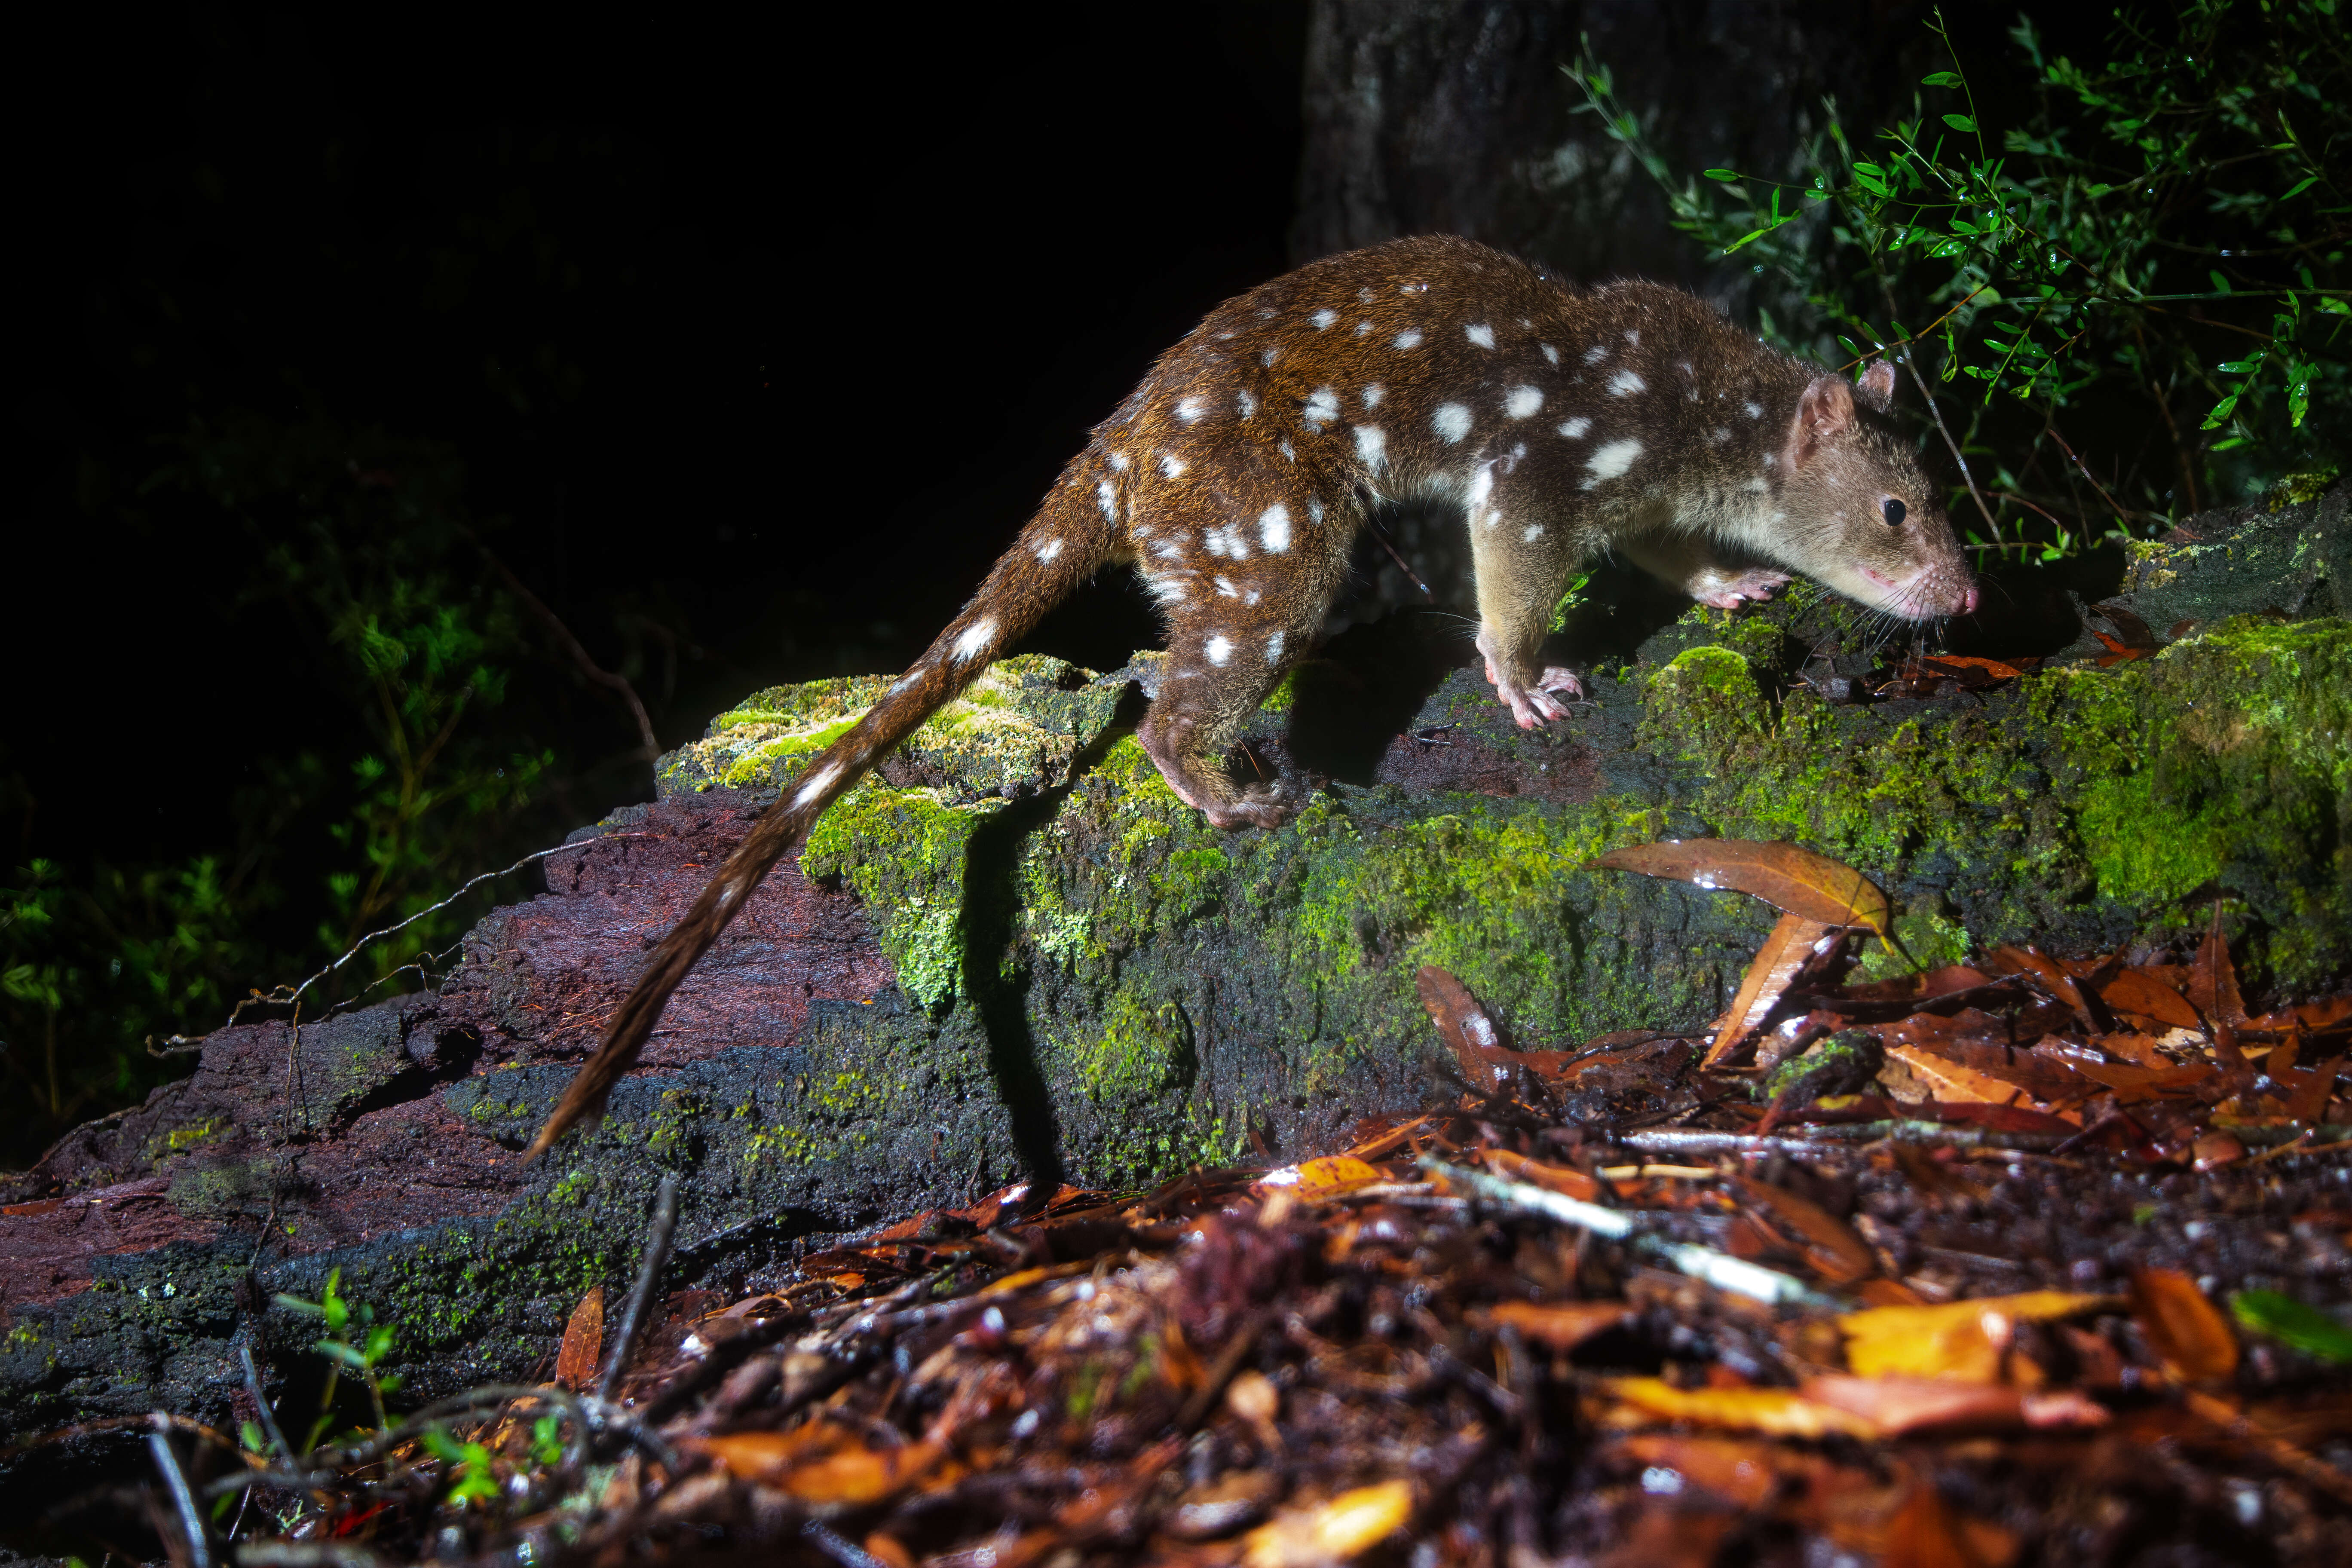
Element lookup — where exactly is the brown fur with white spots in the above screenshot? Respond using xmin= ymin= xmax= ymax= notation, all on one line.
xmin=527 ymin=235 xmax=1975 ymax=1158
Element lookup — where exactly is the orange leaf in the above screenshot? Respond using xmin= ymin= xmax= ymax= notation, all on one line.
xmin=1706 ymin=911 xmax=1835 ymax=1067
xmin=1840 ymin=1292 xmax=2116 ymax=1382
xmin=1613 ymin=1435 xmax=1832 ymax=1507
xmin=1884 ymin=1044 xmax=2052 ymax=1115
xmin=2131 ymin=1268 xmax=2239 ymax=1382
xmin=1591 ymin=839 xmax=1894 ymax=944
xmin=1604 ymin=1377 xmax=1880 ymax=1438
xmin=1733 ymin=1176 xmax=1877 ymax=1285
xmin=1241 ymin=1479 xmax=1414 ymax=1568
xmin=1259 ymin=1155 xmax=1384 ymax=1203
xmin=1488 ymin=1300 xmax=1634 ymax=1351
xmin=1483 ymin=1147 xmax=1602 ymax=1202
xmin=1881 ymin=1475 xmax=2020 ymax=1568
xmin=553 ymin=1284 xmax=605 ymax=1392
xmin=692 ymin=1423 xmax=842 ymax=1483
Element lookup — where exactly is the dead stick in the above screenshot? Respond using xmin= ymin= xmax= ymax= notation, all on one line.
xmin=597 ymin=1173 xmax=682 ymax=1403
xmin=148 ymin=1414 xmax=214 ymax=1568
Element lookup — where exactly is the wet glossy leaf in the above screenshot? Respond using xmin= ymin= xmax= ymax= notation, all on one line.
xmin=2132 ymin=1268 xmax=2239 ymax=1382
xmin=1483 ymin=1147 xmax=1601 ymax=1201
xmin=1734 ymin=1176 xmax=1877 ymax=1284
xmin=1592 ymin=839 xmax=1894 ymax=943
xmin=2230 ymin=1290 xmax=2352 ymax=1363
xmin=1706 ymin=911 xmax=1834 ymax=1067
xmin=2189 ymin=915 xmax=2248 ymax=1027
xmin=1605 ymin=1377 xmax=1880 ymax=1437
xmin=553 ymin=1284 xmax=604 ymax=1392
xmin=1240 ymin=1479 xmax=1413 ymax=1567
xmin=1417 ymin=965 xmax=1511 ymax=1090
xmin=1259 ymin=1155 xmax=1384 ymax=1203
xmin=1841 ymin=1292 xmax=2116 ymax=1381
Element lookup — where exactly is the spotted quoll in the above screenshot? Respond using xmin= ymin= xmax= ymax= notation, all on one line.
xmin=527 ymin=233 xmax=1977 ymax=1156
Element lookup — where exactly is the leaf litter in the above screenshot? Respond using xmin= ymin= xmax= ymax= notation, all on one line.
xmin=91 ymin=844 xmax=2352 ymax=1566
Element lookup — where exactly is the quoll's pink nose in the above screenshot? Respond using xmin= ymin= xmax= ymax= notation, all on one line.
xmin=1960 ymin=583 xmax=1980 ymax=615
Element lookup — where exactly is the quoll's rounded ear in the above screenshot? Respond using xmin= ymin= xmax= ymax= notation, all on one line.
xmin=1793 ymin=374 xmax=1856 ymax=462
xmin=1857 ymin=358 xmax=1897 ymax=413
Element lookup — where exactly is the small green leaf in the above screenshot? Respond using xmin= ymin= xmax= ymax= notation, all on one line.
xmin=2208 ymin=270 xmax=2233 ymax=295
xmin=2280 ymin=175 xmax=2319 ymax=201
xmin=1921 ymin=70 xmax=1964 ymax=87
xmin=1703 ymin=168 xmax=1741 ymax=181
xmin=1942 ymin=113 xmax=1977 ymax=133
xmin=2232 ymin=1291 xmax=2352 ymax=1362
xmin=2318 ymin=297 xmax=2352 ymax=317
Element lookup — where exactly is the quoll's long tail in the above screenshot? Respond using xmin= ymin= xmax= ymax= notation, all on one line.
xmin=525 ymin=469 xmax=1121 ymax=1161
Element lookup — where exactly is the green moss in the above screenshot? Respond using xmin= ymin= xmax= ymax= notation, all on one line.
xmin=1066 ymin=992 xmax=1192 ymax=1105
xmin=803 ymin=785 xmax=999 ymax=1012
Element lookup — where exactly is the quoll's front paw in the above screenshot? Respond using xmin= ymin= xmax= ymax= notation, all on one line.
xmin=1489 ymin=666 xmax=1585 ymax=729
xmin=1695 ymin=568 xmax=1794 ymax=609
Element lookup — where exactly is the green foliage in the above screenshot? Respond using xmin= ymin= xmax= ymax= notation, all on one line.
xmin=2 ymin=414 xmax=601 ymax=1165
xmin=275 ymin=1266 xmax=402 ymax=1450
xmin=2232 ymin=1288 xmax=2352 ymax=1362
xmin=1575 ymin=1 xmax=2349 ymax=553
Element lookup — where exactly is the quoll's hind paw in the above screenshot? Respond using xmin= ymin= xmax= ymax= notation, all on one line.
xmin=1202 ymin=789 xmax=1300 ymax=831
xmin=1536 ymin=666 xmax=1584 ymax=698
xmin=1698 ymin=569 xmax=1794 ymax=609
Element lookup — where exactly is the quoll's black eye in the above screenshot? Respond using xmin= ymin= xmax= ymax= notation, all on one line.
xmin=1881 ymin=498 xmax=1907 ymax=527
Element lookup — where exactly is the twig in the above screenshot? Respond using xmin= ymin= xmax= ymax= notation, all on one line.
xmin=148 ymin=1414 xmax=214 ymax=1568
xmin=2046 ymin=427 xmax=2137 ymax=532
xmin=597 ymin=1173 xmax=683 ymax=1404
xmin=238 ymin=1344 xmax=297 ymax=1471
xmin=462 ymin=524 xmax=660 ymax=766
xmin=1876 ymin=280 xmax=1999 ymax=538
xmin=1424 ymin=1157 xmax=1844 ymax=1310
xmin=1615 ymin=1123 xmax=2068 ymax=1155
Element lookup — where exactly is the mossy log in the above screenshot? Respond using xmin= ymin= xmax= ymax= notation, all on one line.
xmin=2 ymin=484 xmax=2344 ymax=1497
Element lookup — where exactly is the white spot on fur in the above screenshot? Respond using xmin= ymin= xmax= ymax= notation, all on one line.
xmin=1207 ymin=524 xmax=1251 ymax=560
xmin=1465 ymin=322 xmax=1496 ymax=349
xmin=1745 ymin=401 xmax=1764 ymax=419
xmin=1761 ymin=453 xmax=1776 ymax=468
xmin=1175 ymin=395 xmax=1207 ymax=423
xmin=795 ymin=760 xmax=842 ymax=808
xmin=1354 ymin=425 xmax=1387 ymax=470
xmin=1304 ymin=387 xmax=1339 ymax=426
xmin=1238 ymin=390 xmax=1259 ymax=418
xmin=1153 ymin=539 xmax=1185 ymax=559
xmin=1267 ymin=631 xmax=1285 ymax=661
xmin=1259 ymin=504 xmax=1292 ymax=553
xmin=1097 ymin=481 xmax=1118 ymax=521
xmin=1161 ymin=452 xmax=1187 ymax=479
xmin=1467 ymin=464 xmax=1495 ymax=507
xmin=1260 ymin=348 xmax=1279 ymax=368
xmin=1244 ymin=587 xmax=1261 ymax=606
xmin=1215 ymin=575 xmax=1238 ymax=598
xmin=1393 ymin=328 xmax=1424 ymax=350
xmin=1609 ymin=369 xmax=1646 ymax=396
xmin=1583 ymin=438 xmax=1643 ymax=484
xmin=1311 ymin=308 xmax=1338 ymax=330
xmin=1279 ymin=439 xmax=1296 ymax=461
xmin=890 ymin=671 xmax=922 ymax=694
xmin=1362 ymin=384 xmax=1384 ymax=408
xmin=1624 ymin=329 xmax=1640 ymax=345
xmin=1523 ymin=524 xmax=1544 ymax=542
xmin=1745 ymin=478 xmax=1769 ymax=493
xmin=1504 ymin=386 xmax=1543 ymax=419
xmin=1205 ymin=634 xmax=1234 ymax=667
xmin=1540 ymin=343 xmax=1559 ymax=365
xmin=1106 ymin=450 xmax=1129 ymax=471
xmin=1148 ymin=575 xmax=1188 ymax=604
xmin=1709 ymin=428 xmax=1730 ymax=444
xmin=1433 ymin=403 xmax=1473 ymax=443
xmin=1584 ymin=343 xmax=1609 ymax=364
xmin=1354 ymin=320 xmax=1373 ymax=337
xmin=1557 ymin=416 xmax=1591 ymax=439
xmin=1308 ymin=496 xmax=1325 ymax=524
xmin=1034 ymin=536 xmax=1064 ymax=562
xmin=954 ymin=619 xmax=996 ymax=662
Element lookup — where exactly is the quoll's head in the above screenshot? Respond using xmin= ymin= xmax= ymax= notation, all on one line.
xmin=1779 ymin=359 xmax=1978 ymax=619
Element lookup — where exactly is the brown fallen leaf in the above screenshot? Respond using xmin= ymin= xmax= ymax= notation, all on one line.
xmin=1706 ymin=910 xmax=1835 ymax=1067
xmin=1240 ymin=1479 xmax=1413 ymax=1568
xmin=1258 ymin=1155 xmax=1384 ymax=1204
xmin=1733 ymin=1176 xmax=1877 ymax=1285
xmin=1592 ymin=839 xmax=1895 ymax=947
xmin=2131 ymin=1267 xmax=2239 ymax=1382
xmin=1802 ymin=1374 xmax=2110 ymax=1438
xmin=1603 ymin=1377 xmax=1880 ymax=1438
xmin=2098 ymin=969 xmax=2202 ymax=1031
xmin=1483 ymin=1147 xmax=1602 ymax=1201
xmin=1881 ymin=1474 xmax=2021 ymax=1568
xmin=1417 ymin=965 xmax=1512 ymax=1092
xmin=1486 ymin=1299 xmax=1634 ymax=1351
xmin=1840 ymin=1292 xmax=2117 ymax=1382
xmin=1985 ymin=945 xmax=2101 ymax=1032
xmin=2188 ymin=907 xmax=2248 ymax=1028
xmin=1883 ymin=1044 xmax=2057 ymax=1117
xmin=1613 ymin=1434 xmax=1838 ymax=1508
xmin=553 ymin=1284 xmax=605 ymax=1392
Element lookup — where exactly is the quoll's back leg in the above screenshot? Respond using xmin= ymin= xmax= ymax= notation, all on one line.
xmin=1139 ymin=609 xmax=1311 ymax=830
xmin=1465 ymin=466 xmax=1586 ymax=729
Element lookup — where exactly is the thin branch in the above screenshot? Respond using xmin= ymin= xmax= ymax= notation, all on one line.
xmin=462 ymin=524 xmax=659 ymax=765
xmin=597 ymin=1173 xmax=683 ymax=1403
